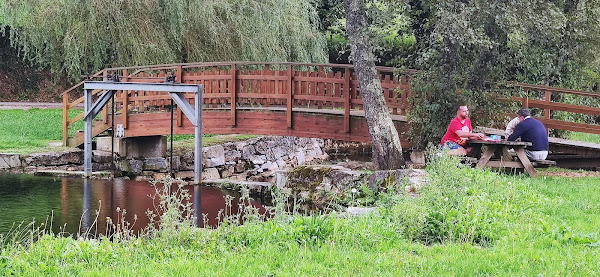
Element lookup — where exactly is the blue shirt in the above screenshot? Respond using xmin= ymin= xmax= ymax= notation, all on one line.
xmin=507 ymin=117 xmax=549 ymax=151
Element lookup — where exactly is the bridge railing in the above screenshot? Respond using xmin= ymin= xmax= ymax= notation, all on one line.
xmin=62 ymin=62 xmax=413 ymax=145
xmin=508 ymin=82 xmax=600 ymax=134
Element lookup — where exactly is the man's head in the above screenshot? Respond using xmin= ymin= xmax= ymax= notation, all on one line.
xmin=517 ymin=108 xmax=531 ymax=120
xmin=456 ymin=105 xmax=469 ymax=120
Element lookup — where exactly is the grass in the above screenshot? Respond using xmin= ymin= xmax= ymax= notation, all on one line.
xmin=0 ymin=109 xmax=258 ymax=155
xmin=569 ymin=131 xmax=600 ymax=144
xmin=0 ymin=108 xmax=83 ymax=155
xmin=1 ymin=155 xmax=599 ymax=275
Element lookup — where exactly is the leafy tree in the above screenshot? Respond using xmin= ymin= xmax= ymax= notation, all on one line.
xmin=404 ymin=0 xmax=600 ymax=146
xmin=0 ymin=0 xmax=327 ymax=81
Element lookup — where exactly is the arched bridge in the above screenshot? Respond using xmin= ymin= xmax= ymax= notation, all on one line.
xmin=62 ymin=62 xmax=600 ymax=168
xmin=63 ymin=62 xmax=413 ymax=147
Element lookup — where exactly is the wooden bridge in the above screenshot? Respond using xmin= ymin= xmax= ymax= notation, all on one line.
xmin=62 ymin=62 xmax=600 ymax=168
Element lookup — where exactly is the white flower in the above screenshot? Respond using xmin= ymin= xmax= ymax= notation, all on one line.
xmin=444 ymin=197 xmax=448 ymax=201
xmin=508 ymin=182 xmax=512 ymax=185
xmin=351 ymin=188 xmax=358 ymax=194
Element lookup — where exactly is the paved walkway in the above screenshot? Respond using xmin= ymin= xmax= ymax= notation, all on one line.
xmin=0 ymin=102 xmax=81 ymax=110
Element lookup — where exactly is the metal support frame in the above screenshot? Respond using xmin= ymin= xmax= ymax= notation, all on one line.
xmin=83 ymin=81 xmax=203 ymax=183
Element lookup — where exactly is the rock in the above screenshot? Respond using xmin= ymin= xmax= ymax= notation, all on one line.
xmin=368 ymin=169 xmax=428 ymax=194
xmin=92 ymin=150 xmax=113 ymax=163
xmin=203 ymin=145 xmax=225 ymax=167
xmin=143 ymin=157 xmax=168 ymax=172
xmin=117 ymin=159 xmax=143 ymax=175
xmin=25 ymin=151 xmax=83 ymax=166
xmin=346 ymin=207 xmax=379 ymax=217
xmin=0 ymin=153 xmax=21 ymax=169
xmin=202 ymin=167 xmax=220 ymax=180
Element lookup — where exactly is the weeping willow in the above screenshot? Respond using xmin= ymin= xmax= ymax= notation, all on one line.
xmin=0 ymin=0 xmax=327 ymax=80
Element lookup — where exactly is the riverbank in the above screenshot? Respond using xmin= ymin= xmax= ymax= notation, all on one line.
xmin=2 ymin=155 xmax=599 ymax=276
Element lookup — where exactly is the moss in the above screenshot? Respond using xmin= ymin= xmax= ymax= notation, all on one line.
xmin=286 ymin=166 xmax=332 ymax=191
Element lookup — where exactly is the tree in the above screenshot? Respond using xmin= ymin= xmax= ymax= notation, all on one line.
xmin=344 ymin=0 xmax=405 ymax=169
xmin=0 ymin=0 xmax=327 ymax=81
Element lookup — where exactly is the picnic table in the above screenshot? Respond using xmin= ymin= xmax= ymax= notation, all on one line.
xmin=468 ymin=140 xmax=538 ymax=177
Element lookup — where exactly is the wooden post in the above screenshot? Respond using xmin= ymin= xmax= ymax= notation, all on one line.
xmin=287 ymin=64 xmax=293 ymax=128
xmin=545 ymin=89 xmax=551 ymax=133
xmin=522 ymin=88 xmax=529 ymax=108
xmin=176 ymin=66 xmax=183 ymax=127
xmin=122 ymin=69 xmax=129 ymax=129
xmin=344 ymin=68 xmax=351 ymax=133
xmin=62 ymin=91 xmax=69 ymax=145
xmin=102 ymin=71 xmax=108 ymax=123
xmin=231 ymin=64 xmax=237 ymax=126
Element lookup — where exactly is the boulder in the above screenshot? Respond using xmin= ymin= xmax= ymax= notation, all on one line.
xmin=25 ymin=151 xmax=83 ymax=166
xmin=0 ymin=153 xmax=21 ymax=170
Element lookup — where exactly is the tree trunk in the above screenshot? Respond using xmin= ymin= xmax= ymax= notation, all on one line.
xmin=344 ymin=0 xmax=405 ymax=169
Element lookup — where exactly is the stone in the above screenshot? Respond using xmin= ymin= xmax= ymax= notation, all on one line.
xmin=221 ymin=165 xmax=235 ymax=178
xmin=0 ymin=153 xmax=21 ymax=170
xmin=409 ymin=150 xmax=426 ymax=164
xmin=346 ymin=207 xmax=379 ymax=217
xmin=202 ymin=167 xmax=220 ymax=180
xmin=168 ymin=156 xmax=181 ymax=171
xmin=203 ymin=145 xmax=225 ymax=167
xmin=25 ymin=151 xmax=83 ymax=166
xmin=117 ymin=159 xmax=143 ymax=175
xmin=92 ymin=150 xmax=113 ymax=164
xmin=143 ymin=157 xmax=168 ymax=172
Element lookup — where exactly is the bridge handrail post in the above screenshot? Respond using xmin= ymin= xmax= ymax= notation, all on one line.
xmin=344 ymin=68 xmax=351 ymax=133
xmin=287 ymin=64 xmax=294 ymax=128
xmin=231 ymin=63 xmax=237 ymax=126
xmin=545 ymin=89 xmax=551 ymax=134
xmin=101 ymin=71 xmax=108 ymax=123
xmin=62 ymin=90 xmax=69 ymax=145
xmin=176 ymin=66 xmax=183 ymax=127
xmin=122 ymin=69 xmax=129 ymax=129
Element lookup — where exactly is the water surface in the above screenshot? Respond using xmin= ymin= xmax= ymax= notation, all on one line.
xmin=0 ymin=172 xmax=268 ymax=237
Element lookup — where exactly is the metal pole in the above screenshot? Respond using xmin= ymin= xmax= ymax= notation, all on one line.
xmin=111 ymin=93 xmax=115 ymax=177
xmin=194 ymin=88 xmax=203 ymax=183
xmin=170 ymin=99 xmax=174 ymax=178
xmin=84 ymin=89 xmax=93 ymax=178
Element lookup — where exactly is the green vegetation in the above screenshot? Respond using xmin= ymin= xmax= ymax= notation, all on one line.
xmin=0 ymin=108 xmax=82 ymax=154
xmin=0 ymin=109 xmax=259 ymax=155
xmin=1 ymin=155 xmax=599 ymax=275
xmin=0 ymin=0 xmax=327 ymax=80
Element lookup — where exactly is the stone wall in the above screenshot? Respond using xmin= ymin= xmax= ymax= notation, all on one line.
xmin=2 ymin=136 xmax=330 ymax=182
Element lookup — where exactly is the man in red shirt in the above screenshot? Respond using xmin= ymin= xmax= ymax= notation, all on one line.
xmin=440 ymin=105 xmax=486 ymax=156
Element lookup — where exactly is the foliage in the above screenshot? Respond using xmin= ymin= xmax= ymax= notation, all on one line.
xmin=0 ymin=0 xmax=327 ymax=81
xmin=2 ymin=155 xmax=600 ymax=275
xmin=403 ymin=0 xmax=600 ymax=144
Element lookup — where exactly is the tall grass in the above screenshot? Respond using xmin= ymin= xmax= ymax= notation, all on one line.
xmin=1 ymin=155 xmax=599 ymax=275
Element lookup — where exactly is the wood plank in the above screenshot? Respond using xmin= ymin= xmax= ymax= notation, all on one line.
xmin=515 ymin=148 xmax=538 ymax=177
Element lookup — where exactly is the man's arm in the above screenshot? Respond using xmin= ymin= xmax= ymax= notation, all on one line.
xmin=507 ymin=121 xmax=526 ymax=141
xmin=455 ymin=130 xmax=485 ymax=140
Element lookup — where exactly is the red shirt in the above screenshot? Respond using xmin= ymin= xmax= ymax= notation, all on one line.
xmin=441 ymin=117 xmax=472 ymax=146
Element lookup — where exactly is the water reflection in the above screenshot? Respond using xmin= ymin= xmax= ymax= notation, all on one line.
xmin=0 ymin=173 xmax=269 ymax=237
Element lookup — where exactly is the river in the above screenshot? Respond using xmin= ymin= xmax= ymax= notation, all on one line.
xmin=0 ymin=172 xmax=269 ymax=237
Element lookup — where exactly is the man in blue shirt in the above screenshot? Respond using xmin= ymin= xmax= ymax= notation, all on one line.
xmin=507 ymin=108 xmax=549 ymax=160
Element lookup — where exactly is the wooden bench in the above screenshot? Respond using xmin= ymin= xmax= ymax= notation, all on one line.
xmin=530 ymin=160 xmax=556 ymax=168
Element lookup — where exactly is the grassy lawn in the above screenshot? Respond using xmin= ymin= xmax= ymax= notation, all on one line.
xmin=1 ymin=155 xmax=599 ymax=276
xmin=0 ymin=109 xmax=257 ymax=155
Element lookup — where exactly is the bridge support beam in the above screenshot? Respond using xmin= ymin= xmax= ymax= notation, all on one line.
xmin=82 ymin=82 xmax=203 ymax=183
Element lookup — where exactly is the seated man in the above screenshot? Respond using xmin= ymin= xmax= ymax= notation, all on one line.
xmin=505 ymin=116 xmax=521 ymax=137
xmin=441 ymin=105 xmax=486 ymax=156
xmin=506 ymin=108 xmax=549 ymax=160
